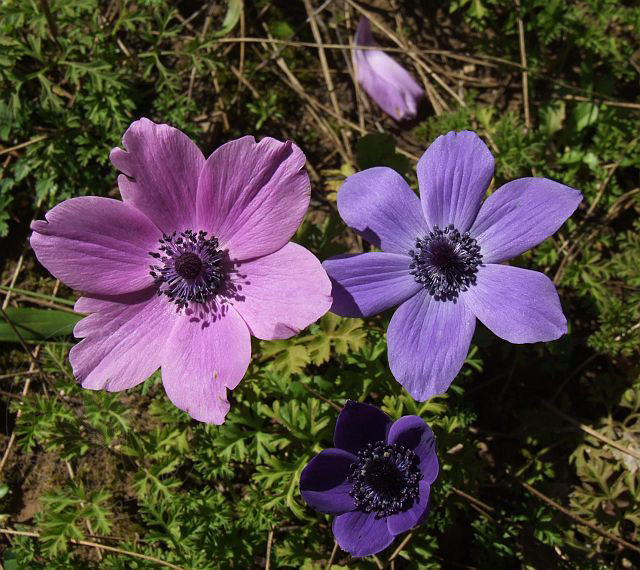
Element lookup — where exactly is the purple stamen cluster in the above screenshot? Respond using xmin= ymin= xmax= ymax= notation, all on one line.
xmin=349 ymin=441 xmax=422 ymax=518
xmin=149 ymin=229 xmax=224 ymax=308
xmin=409 ymin=224 xmax=482 ymax=301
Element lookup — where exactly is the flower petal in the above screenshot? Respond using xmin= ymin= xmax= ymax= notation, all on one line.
xmin=30 ymin=196 xmax=160 ymax=296
xmin=386 ymin=481 xmax=431 ymax=536
xmin=110 ymin=118 xmax=205 ymax=233
xmin=196 ymin=136 xmax=310 ymax=260
xmin=462 ymin=264 xmax=567 ymax=344
xmin=471 ymin=177 xmax=583 ymax=263
xmin=354 ymin=18 xmax=423 ymax=120
xmin=417 ymin=131 xmax=494 ymax=232
xmin=388 ymin=290 xmax=476 ymax=400
xmin=337 ymin=167 xmax=429 ymax=253
xmin=323 ymin=252 xmax=420 ymax=318
xmin=231 ymin=243 xmax=331 ymax=340
xmin=161 ymin=304 xmax=251 ymax=424
xmin=299 ymin=448 xmax=357 ymax=515
xmin=333 ymin=511 xmax=394 ymax=557
xmin=334 ymin=400 xmax=392 ymax=454
xmin=70 ymin=290 xmax=173 ymax=391
xmin=387 ymin=416 xmax=439 ymax=484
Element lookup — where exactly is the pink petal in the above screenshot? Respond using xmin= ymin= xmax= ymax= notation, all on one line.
xmin=462 ymin=264 xmax=567 ymax=344
xmin=31 ymin=197 xmax=161 ymax=296
xmin=70 ymin=290 xmax=174 ymax=391
xmin=196 ymin=136 xmax=310 ymax=261
xmin=417 ymin=131 xmax=494 ymax=232
xmin=230 ymin=242 xmax=331 ymax=340
xmin=110 ymin=118 xmax=205 ymax=233
xmin=471 ymin=177 xmax=583 ymax=264
xmin=354 ymin=18 xmax=423 ymax=121
xmin=161 ymin=304 xmax=251 ymax=424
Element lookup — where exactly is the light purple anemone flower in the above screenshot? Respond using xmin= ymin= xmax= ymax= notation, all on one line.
xmin=324 ymin=130 xmax=582 ymax=400
xmin=30 ymin=118 xmax=332 ymax=424
xmin=353 ymin=17 xmax=423 ymax=121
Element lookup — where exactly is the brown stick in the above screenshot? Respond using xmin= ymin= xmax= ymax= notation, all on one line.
xmin=0 ymin=528 xmax=184 ymax=569
xmin=514 ymin=0 xmax=531 ymax=130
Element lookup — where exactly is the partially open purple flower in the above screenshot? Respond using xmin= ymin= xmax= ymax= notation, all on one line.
xmin=353 ymin=17 xmax=423 ymax=121
xmin=300 ymin=401 xmax=438 ymax=557
xmin=30 ymin=118 xmax=332 ymax=424
xmin=324 ymin=130 xmax=582 ymax=400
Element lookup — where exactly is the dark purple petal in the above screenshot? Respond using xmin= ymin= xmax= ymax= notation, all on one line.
xmin=230 ymin=243 xmax=332 ymax=340
xmin=387 ymin=290 xmax=476 ymax=400
xmin=386 ymin=480 xmax=431 ymax=536
xmin=323 ymin=252 xmax=420 ymax=318
xmin=161 ymin=304 xmax=251 ymax=424
xmin=462 ymin=264 xmax=567 ymax=344
xmin=417 ymin=131 xmax=494 ymax=232
xmin=70 ymin=290 xmax=175 ymax=391
xmin=299 ymin=448 xmax=357 ymax=515
xmin=471 ymin=177 xmax=583 ymax=264
xmin=332 ymin=510 xmax=395 ymax=557
xmin=387 ymin=416 xmax=439 ymax=484
xmin=196 ymin=136 xmax=310 ymax=261
xmin=334 ymin=400 xmax=392 ymax=453
xmin=30 ymin=197 xmax=160 ymax=296
xmin=337 ymin=167 xmax=429 ymax=254
xmin=353 ymin=18 xmax=423 ymax=121
xmin=110 ymin=118 xmax=204 ymax=233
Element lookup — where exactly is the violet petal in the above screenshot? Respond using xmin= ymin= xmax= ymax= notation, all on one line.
xmin=323 ymin=252 xmax=420 ymax=318
xmin=334 ymin=400 xmax=392 ymax=453
xmin=462 ymin=264 xmax=567 ymax=344
xmin=387 ymin=289 xmax=476 ymax=400
xmin=332 ymin=510 xmax=395 ymax=557
xmin=387 ymin=416 xmax=439 ymax=484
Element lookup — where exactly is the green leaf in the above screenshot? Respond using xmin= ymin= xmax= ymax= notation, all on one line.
xmin=355 ymin=133 xmax=410 ymax=176
xmin=212 ymin=0 xmax=242 ymax=38
xmin=261 ymin=340 xmax=310 ymax=377
xmin=0 ymin=308 xmax=82 ymax=343
xmin=303 ymin=314 xmax=367 ymax=365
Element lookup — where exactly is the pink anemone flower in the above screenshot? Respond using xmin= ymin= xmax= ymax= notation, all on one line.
xmin=353 ymin=17 xmax=424 ymax=121
xmin=30 ymin=118 xmax=332 ymax=424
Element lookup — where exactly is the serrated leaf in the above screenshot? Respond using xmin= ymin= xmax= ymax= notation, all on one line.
xmin=304 ymin=313 xmax=367 ymax=365
xmin=261 ymin=340 xmax=310 ymax=377
xmin=0 ymin=307 xmax=82 ymax=343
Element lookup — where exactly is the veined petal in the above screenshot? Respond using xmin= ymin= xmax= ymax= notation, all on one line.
xmin=417 ymin=131 xmax=494 ymax=232
xmin=299 ymin=448 xmax=357 ymax=515
xmin=324 ymin=252 xmax=420 ymax=318
xmin=334 ymin=400 xmax=392 ymax=454
xmin=196 ymin=136 xmax=310 ymax=260
xmin=337 ymin=167 xmax=429 ymax=253
xmin=161 ymin=304 xmax=251 ymax=424
xmin=386 ymin=480 xmax=431 ymax=536
xmin=333 ymin=511 xmax=394 ymax=557
xmin=231 ymin=242 xmax=331 ymax=340
xmin=70 ymin=290 xmax=174 ymax=391
xmin=354 ymin=18 xmax=423 ymax=121
xmin=30 ymin=196 xmax=160 ymax=296
xmin=388 ymin=290 xmax=476 ymax=400
xmin=471 ymin=177 xmax=583 ymax=263
xmin=110 ymin=118 xmax=205 ymax=233
xmin=387 ymin=416 xmax=439 ymax=484
xmin=462 ymin=264 xmax=567 ymax=344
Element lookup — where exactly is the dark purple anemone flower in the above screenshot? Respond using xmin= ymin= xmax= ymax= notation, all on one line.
xmin=324 ymin=130 xmax=582 ymax=400
xmin=353 ymin=17 xmax=423 ymax=121
xmin=30 ymin=118 xmax=332 ymax=424
xmin=300 ymin=401 xmax=438 ymax=557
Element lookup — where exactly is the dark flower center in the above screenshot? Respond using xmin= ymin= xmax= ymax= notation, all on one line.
xmin=174 ymin=252 xmax=203 ymax=280
xmin=349 ymin=442 xmax=422 ymax=518
xmin=149 ymin=230 xmax=224 ymax=308
xmin=409 ymin=224 xmax=482 ymax=301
